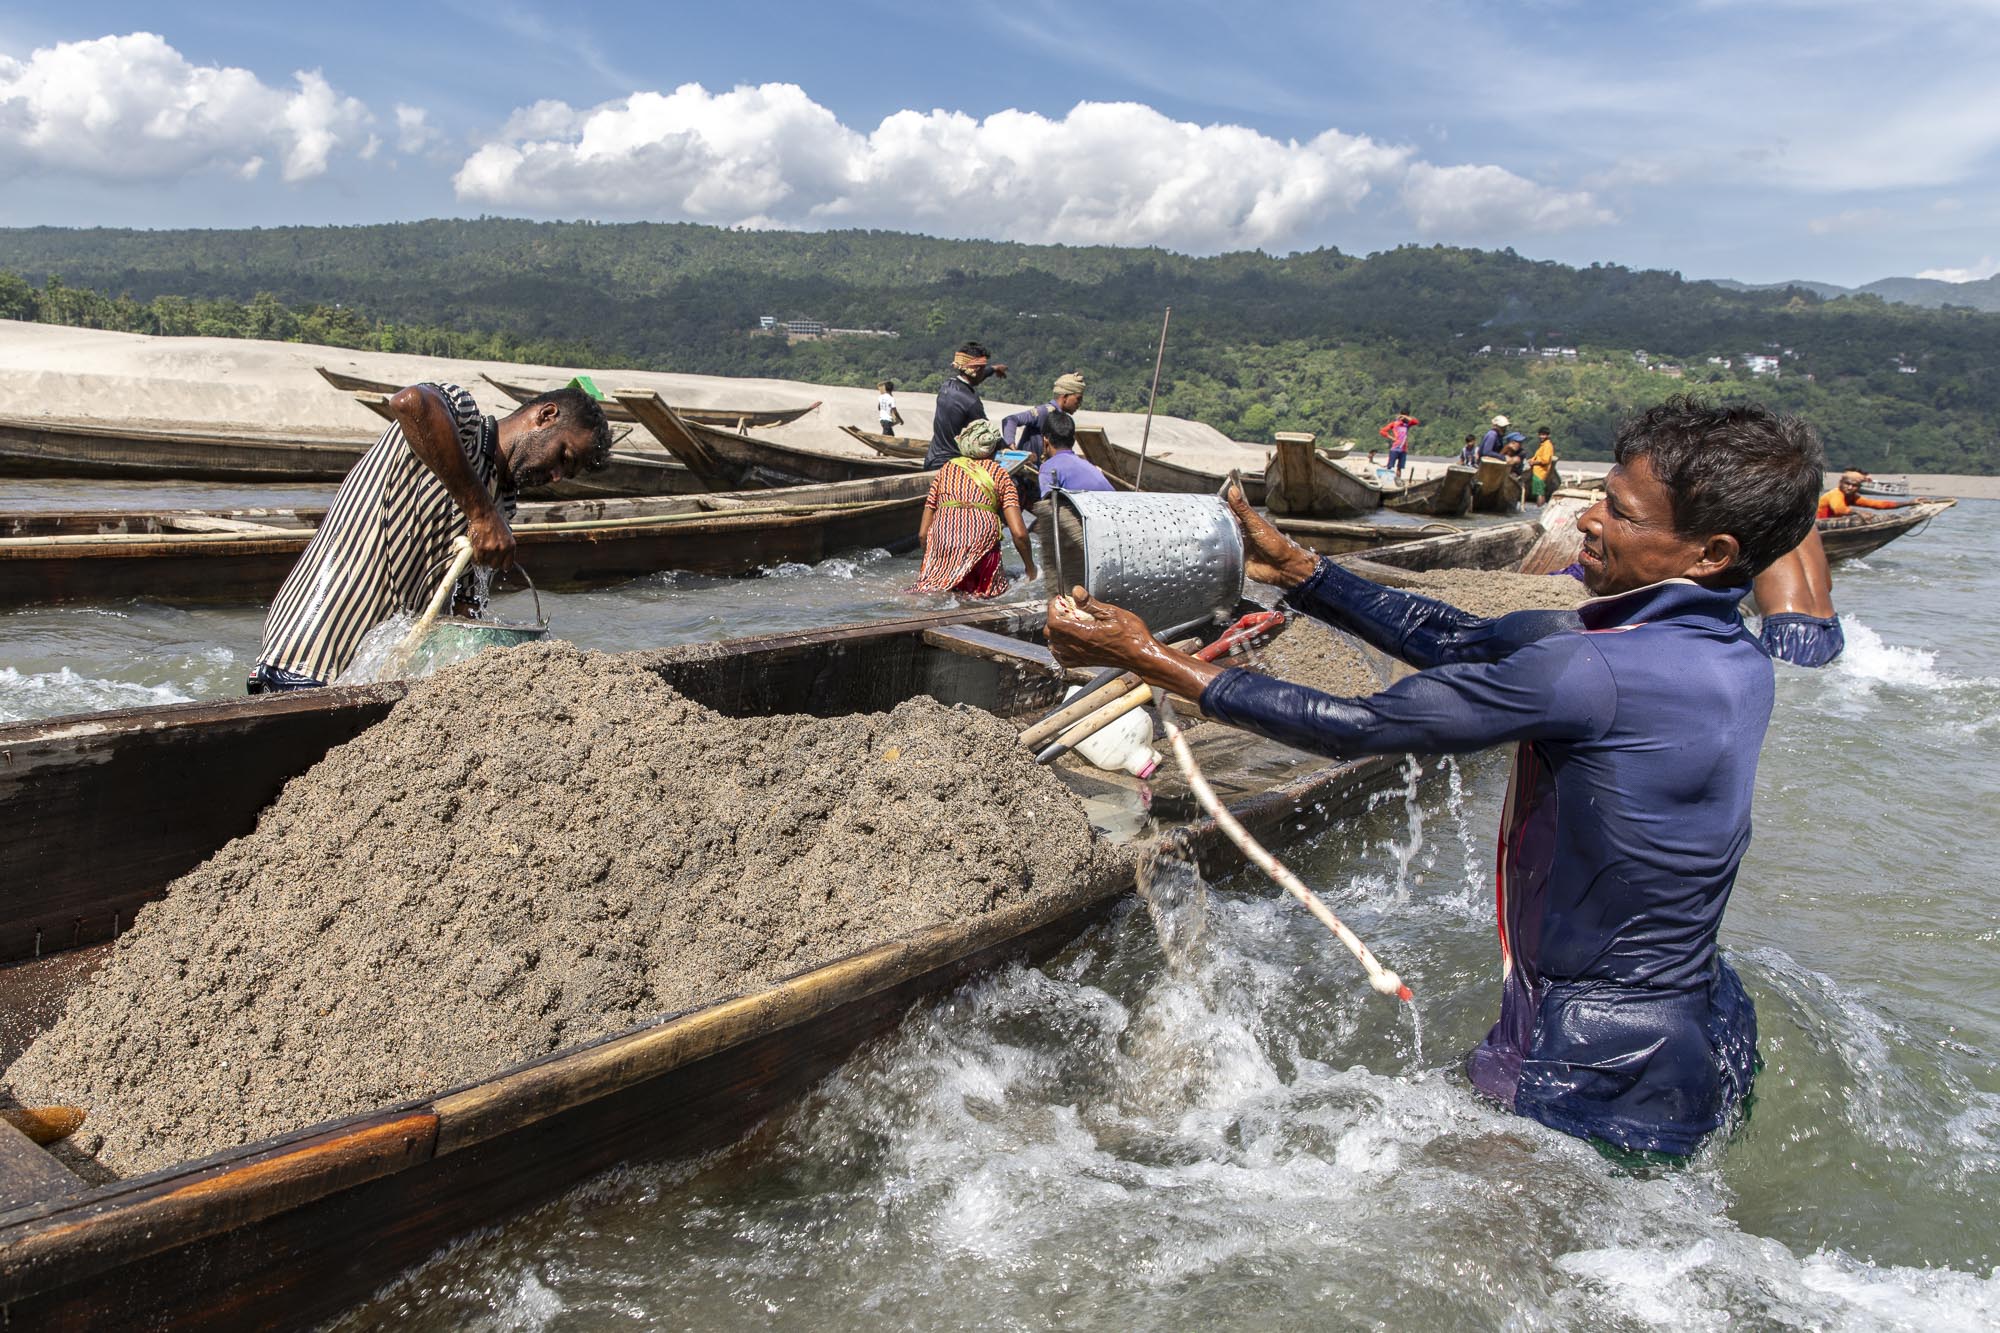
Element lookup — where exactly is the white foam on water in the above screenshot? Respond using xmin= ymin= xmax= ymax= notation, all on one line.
xmin=0 ymin=666 xmax=192 ymax=722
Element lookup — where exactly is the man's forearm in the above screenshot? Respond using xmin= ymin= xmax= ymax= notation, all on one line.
xmin=392 ymin=386 xmax=499 ymax=521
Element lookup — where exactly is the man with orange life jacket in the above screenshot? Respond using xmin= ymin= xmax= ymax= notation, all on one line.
xmin=1817 ymin=470 xmax=1907 ymax=519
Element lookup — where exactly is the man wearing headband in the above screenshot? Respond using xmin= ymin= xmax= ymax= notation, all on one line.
xmin=924 ymin=340 xmax=1009 ymax=470
xmin=1816 ymin=469 xmax=1907 ymax=519
xmin=1002 ymin=372 xmax=1087 ymax=461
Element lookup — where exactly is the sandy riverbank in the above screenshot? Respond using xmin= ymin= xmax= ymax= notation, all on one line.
xmin=0 ymin=321 xmax=1259 ymax=471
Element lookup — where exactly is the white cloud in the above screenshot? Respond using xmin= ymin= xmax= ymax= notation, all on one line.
xmin=1807 ymin=208 xmax=1893 ymax=235
xmin=454 ymin=83 xmax=1608 ymax=252
xmin=1401 ymin=164 xmax=1614 ymax=238
xmin=394 ymin=104 xmax=441 ymax=155
xmin=0 ymin=32 xmax=368 ymax=184
xmin=1915 ymin=255 xmax=1999 ymax=282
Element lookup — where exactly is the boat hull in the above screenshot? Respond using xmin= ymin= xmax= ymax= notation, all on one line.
xmin=0 ymin=476 xmax=932 ymax=607
xmin=1073 ymin=427 xmax=1269 ymax=505
xmin=1262 ymin=436 xmax=1384 ymax=518
xmin=1816 ymin=499 xmax=1955 ymax=562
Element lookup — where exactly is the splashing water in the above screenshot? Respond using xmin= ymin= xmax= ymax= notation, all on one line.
xmin=1135 ymin=847 xmax=1211 ymax=976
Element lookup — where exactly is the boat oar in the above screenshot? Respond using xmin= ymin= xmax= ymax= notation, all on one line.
xmin=1157 ymin=692 xmax=1412 ymax=1003
xmin=386 ymin=535 xmax=474 ymax=679
xmin=1 ymin=1105 xmax=85 ymax=1145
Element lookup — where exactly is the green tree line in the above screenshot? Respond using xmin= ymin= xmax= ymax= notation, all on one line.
xmin=1 ymin=220 xmax=1994 ymax=473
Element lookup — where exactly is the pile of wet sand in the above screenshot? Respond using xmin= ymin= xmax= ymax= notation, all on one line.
xmin=1235 ymin=568 xmax=1590 ymax=698
xmin=1381 ymin=568 xmax=1591 ymax=619
xmin=5 ymin=643 xmax=1125 ymax=1178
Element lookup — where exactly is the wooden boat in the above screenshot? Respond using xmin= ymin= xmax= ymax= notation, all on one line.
xmin=615 ymin=390 xmax=920 ymax=488
xmin=1471 ymin=457 xmax=1523 ymax=513
xmin=1272 ymin=514 xmax=1465 ymax=557
xmin=0 ymin=414 xmax=376 ymax=485
xmin=487 ymin=374 xmax=822 ymax=432
xmin=841 ymin=424 xmax=927 ymax=460
xmin=1383 ymin=465 xmax=1476 ymax=518
xmin=1073 ymin=426 xmax=1269 ymax=506
xmin=0 ymin=411 xmax=710 ymax=504
xmin=0 ymin=473 xmax=935 ymax=607
xmin=339 ymin=393 xmax=706 ymax=500
xmin=1817 ymin=498 xmax=1956 ymax=561
xmin=312 ymin=366 xmax=402 ymax=394
xmin=1262 ymin=432 xmax=1386 ymax=518
xmin=0 ymin=497 xmax=1587 ymax=1325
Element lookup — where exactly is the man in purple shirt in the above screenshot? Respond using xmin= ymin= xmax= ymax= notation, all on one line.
xmin=1036 ymin=410 xmax=1116 ymax=493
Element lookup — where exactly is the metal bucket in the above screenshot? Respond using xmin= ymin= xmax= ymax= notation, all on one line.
xmin=411 ymin=564 xmax=549 ymax=673
xmin=1041 ymin=491 xmax=1244 ymax=633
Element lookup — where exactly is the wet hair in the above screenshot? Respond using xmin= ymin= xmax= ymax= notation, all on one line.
xmin=1044 ymin=409 xmax=1076 ymax=447
xmin=879 ymin=380 xmax=894 ymax=393
xmin=1613 ymin=395 xmax=1824 ymax=578
xmin=516 ymin=387 xmax=614 ymax=471
xmin=957 ymin=340 xmax=990 ymax=361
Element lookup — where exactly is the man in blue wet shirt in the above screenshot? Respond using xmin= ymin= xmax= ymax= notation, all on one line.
xmin=1046 ymin=397 xmax=1825 ymax=1157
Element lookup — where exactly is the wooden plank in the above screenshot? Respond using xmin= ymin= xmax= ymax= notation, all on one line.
xmin=0 ymin=1118 xmax=79 ymax=1212
xmin=611 ymin=389 xmax=727 ymax=482
xmin=0 ymin=1112 xmax=437 ymax=1302
xmin=920 ymin=624 xmax=1062 ymax=673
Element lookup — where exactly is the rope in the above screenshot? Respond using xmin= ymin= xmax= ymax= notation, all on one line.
xmin=1157 ymin=693 xmax=1412 ymax=1003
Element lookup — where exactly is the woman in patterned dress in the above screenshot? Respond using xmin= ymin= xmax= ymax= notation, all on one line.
xmin=913 ymin=419 xmax=1039 ymax=597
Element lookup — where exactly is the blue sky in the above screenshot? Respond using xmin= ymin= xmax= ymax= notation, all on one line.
xmin=3 ymin=1 xmax=1997 ymax=285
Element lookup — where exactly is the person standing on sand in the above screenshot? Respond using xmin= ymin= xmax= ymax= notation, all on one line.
xmin=1529 ymin=427 xmax=1560 ymax=506
xmin=1036 ymin=410 xmax=1115 ymax=493
xmin=877 ymin=381 xmax=902 ymax=437
xmin=1047 ymin=396 xmax=1824 ymax=1159
xmin=1378 ymin=412 xmax=1420 ymax=481
xmin=924 ymin=341 xmax=1009 ymax=470
xmin=249 ymin=381 xmax=611 ymax=692
xmin=914 ymin=420 xmax=1038 ymax=598
xmin=1002 ymin=372 xmax=1087 ymax=461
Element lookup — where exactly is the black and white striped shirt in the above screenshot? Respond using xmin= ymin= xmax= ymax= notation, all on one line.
xmin=257 ymin=382 xmax=517 ymax=683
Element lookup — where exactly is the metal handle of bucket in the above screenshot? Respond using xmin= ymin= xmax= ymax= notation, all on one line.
xmin=418 ymin=551 xmax=543 ymax=625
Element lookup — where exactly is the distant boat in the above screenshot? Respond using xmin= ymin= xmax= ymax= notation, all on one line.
xmin=841 ymin=425 xmax=926 ymax=461
xmin=1817 ymin=498 xmax=1956 ymax=562
xmin=485 ymin=374 xmax=821 ymax=432
xmin=615 ymin=390 xmax=920 ymax=488
xmin=1471 ymin=457 xmax=1523 ymax=513
xmin=1383 ymin=465 xmax=1477 ymax=518
xmin=0 ymin=412 xmax=705 ymax=501
xmin=1262 ymin=432 xmax=1386 ymax=518
xmin=1072 ymin=426 xmax=1269 ymax=505
xmin=0 ymin=472 xmax=935 ymax=607
xmin=313 ymin=366 xmax=401 ymax=394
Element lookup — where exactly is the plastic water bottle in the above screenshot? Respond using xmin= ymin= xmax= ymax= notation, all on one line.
xmin=1064 ymin=685 xmax=1163 ymax=778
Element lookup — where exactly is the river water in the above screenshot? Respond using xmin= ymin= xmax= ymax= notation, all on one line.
xmin=3 ymin=492 xmax=1995 ymax=1330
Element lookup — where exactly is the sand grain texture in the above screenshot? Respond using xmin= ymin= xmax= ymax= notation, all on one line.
xmin=5 ymin=642 xmax=1124 ymax=1177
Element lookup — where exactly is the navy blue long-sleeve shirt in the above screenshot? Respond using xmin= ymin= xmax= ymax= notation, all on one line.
xmin=925 ymin=376 xmax=989 ymax=470
xmin=1201 ymin=558 xmax=1770 ymax=1154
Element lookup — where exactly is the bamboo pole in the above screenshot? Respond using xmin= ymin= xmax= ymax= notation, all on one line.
xmin=1131 ymin=306 xmax=1172 ymax=490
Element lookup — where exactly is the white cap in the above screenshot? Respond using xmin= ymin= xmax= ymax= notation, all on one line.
xmin=1492 ymin=414 xmax=1511 ymax=428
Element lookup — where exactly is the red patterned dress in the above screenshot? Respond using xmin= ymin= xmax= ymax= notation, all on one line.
xmin=914 ymin=457 xmax=1021 ymax=597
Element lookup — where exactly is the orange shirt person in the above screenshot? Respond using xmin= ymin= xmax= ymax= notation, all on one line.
xmin=1817 ymin=469 xmax=1905 ymax=519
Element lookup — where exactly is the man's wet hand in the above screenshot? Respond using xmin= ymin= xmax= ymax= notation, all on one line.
xmin=466 ymin=511 xmax=517 ymax=569
xmin=1226 ymin=483 xmax=1318 ymax=589
xmin=1046 ymin=587 xmax=1153 ymax=670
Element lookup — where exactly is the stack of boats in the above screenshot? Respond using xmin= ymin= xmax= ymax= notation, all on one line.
xmin=0 ymin=370 xmax=1958 ymax=609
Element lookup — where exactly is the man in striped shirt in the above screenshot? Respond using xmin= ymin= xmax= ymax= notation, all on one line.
xmin=249 ymin=380 xmax=611 ymax=691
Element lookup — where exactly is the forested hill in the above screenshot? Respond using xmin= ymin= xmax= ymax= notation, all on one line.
xmin=2 ymin=219 xmax=1994 ymax=473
